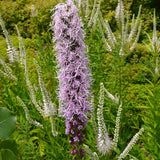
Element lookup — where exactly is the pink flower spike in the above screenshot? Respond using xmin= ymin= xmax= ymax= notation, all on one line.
xmin=73 ymin=136 xmax=79 ymax=142
xmin=78 ymin=125 xmax=83 ymax=130
xmin=51 ymin=0 xmax=92 ymax=158
xmin=70 ymin=129 xmax=75 ymax=134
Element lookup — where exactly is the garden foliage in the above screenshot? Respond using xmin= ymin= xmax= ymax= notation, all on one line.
xmin=0 ymin=0 xmax=159 ymax=159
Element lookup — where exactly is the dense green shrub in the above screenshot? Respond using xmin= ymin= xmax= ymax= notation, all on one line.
xmin=0 ymin=0 xmax=160 ymax=159
xmin=0 ymin=0 xmax=59 ymax=40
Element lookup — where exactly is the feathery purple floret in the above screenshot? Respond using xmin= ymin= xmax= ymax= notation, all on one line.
xmin=51 ymin=0 xmax=92 ymax=158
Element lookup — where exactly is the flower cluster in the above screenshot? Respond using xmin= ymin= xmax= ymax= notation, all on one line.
xmin=118 ymin=128 xmax=144 ymax=160
xmin=97 ymin=83 xmax=112 ymax=155
xmin=51 ymin=0 xmax=92 ymax=158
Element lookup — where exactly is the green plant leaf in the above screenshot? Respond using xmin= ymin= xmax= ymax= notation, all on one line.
xmin=0 ymin=108 xmax=16 ymax=140
xmin=0 ymin=140 xmax=18 ymax=156
xmin=0 ymin=149 xmax=17 ymax=160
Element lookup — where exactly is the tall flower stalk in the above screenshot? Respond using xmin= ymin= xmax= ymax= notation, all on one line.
xmin=142 ymin=10 xmax=160 ymax=159
xmin=51 ymin=0 xmax=92 ymax=159
xmin=98 ymin=0 xmax=142 ymax=56
xmin=0 ymin=13 xmax=18 ymax=63
xmin=89 ymin=82 xmax=144 ymax=159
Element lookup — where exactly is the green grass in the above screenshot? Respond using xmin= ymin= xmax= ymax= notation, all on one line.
xmin=0 ymin=0 xmax=160 ymax=159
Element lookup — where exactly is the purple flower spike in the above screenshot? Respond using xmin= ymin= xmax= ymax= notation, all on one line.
xmin=80 ymin=149 xmax=85 ymax=153
xmin=82 ymin=134 xmax=85 ymax=138
xmin=51 ymin=0 xmax=92 ymax=159
xmin=71 ymin=149 xmax=78 ymax=155
xmin=73 ymin=149 xmax=78 ymax=154
xmin=73 ymin=120 xmax=78 ymax=125
xmin=71 ymin=129 xmax=75 ymax=134
xmin=73 ymin=136 xmax=79 ymax=142
xmin=78 ymin=125 xmax=83 ymax=130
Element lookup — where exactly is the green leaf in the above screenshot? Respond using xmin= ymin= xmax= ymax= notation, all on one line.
xmin=0 ymin=140 xmax=18 ymax=156
xmin=145 ymin=79 xmax=154 ymax=87
xmin=146 ymin=88 xmax=154 ymax=97
xmin=39 ymin=141 xmax=45 ymax=156
xmin=0 ymin=108 xmax=16 ymax=140
xmin=135 ymin=105 xmax=149 ymax=109
xmin=0 ymin=149 xmax=17 ymax=160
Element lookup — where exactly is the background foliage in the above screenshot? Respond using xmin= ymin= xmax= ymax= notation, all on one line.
xmin=0 ymin=0 xmax=160 ymax=159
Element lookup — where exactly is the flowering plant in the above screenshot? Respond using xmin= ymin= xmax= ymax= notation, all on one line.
xmin=51 ymin=0 xmax=92 ymax=158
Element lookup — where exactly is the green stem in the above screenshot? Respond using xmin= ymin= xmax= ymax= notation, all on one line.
xmin=43 ymin=119 xmax=56 ymax=158
xmin=119 ymin=55 xmax=122 ymax=100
